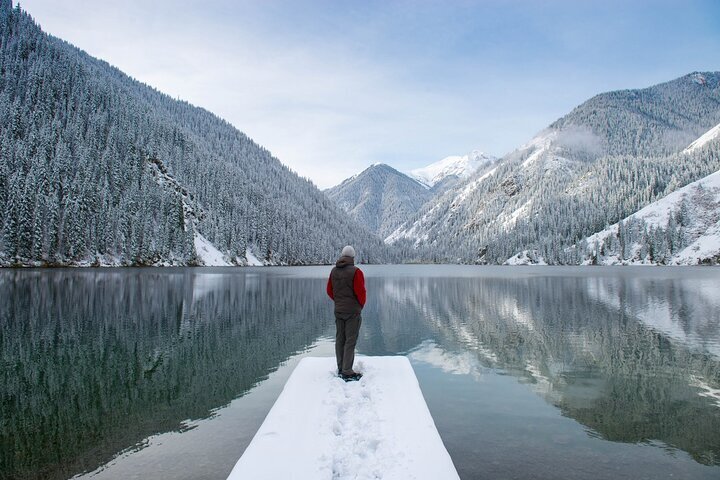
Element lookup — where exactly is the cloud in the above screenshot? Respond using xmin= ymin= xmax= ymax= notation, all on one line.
xmin=22 ymin=0 xmax=720 ymax=188
xmin=127 ymin=33 xmax=493 ymax=188
xmin=28 ymin=0 xmax=497 ymax=187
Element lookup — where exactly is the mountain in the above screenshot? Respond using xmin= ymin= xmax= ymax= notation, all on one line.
xmin=408 ymin=150 xmax=496 ymax=192
xmin=0 ymin=2 xmax=391 ymax=266
xmin=573 ymin=125 xmax=720 ymax=266
xmin=325 ymin=164 xmax=431 ymax=238
xmin=387 ymin=72 xmax=720 ymax=264
xmin=551 ymin=72 xmax=720 ymax=157
xmin=3 ymin=1 xmax=718 ymax=267
xmin=325 ymin=152 xmax=497 ymax=240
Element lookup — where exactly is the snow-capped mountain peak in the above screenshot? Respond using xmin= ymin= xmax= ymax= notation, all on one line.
xmin=409 ymin=150 xmax=496 ymax=188
xmin=325 ymin=163 xmax=432 ymax=238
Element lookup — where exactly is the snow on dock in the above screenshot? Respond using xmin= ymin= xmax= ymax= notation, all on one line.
xmin=227 ymin=356 xmax=460 ymax=480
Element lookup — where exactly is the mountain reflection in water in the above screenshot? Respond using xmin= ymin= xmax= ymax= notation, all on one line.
xmin=362 ymin=270 xmax=720 ymax=470
xmin=1 ymin=266 xmax=719 ymax=480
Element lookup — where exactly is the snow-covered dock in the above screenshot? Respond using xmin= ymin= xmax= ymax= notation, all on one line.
xmin=227 ymin=356 xmax=460 ymax=480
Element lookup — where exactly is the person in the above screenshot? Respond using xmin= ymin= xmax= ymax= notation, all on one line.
xmin=326 ymin=245 xmax=366 ymax=381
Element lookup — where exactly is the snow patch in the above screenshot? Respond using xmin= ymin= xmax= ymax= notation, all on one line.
xmin=384 ymin=212 xmax=433 ymax=245
xmin=244 ymin=248 xmax=264 ymax=266
xmin=500 ymin=200 xmax=532 ymax=230
xmin=683 ymin=122 xmax=720 ymax=153
xmin=228 ymin=356 xmax=459 ymax=480
xmin=672 ymin=220 xmax=720 ymax=265
xmin=451 ymin=166 xmax=498 ymax=210
xmin=193 ymin=234 xmax=230 ymax=266
xmin=504 ymin=250 xmax=547 ymax=265
xmin=515 ymin=129 xmax=576 ymax=174
xmin=520 ymin=130 xmax=558 ymax=169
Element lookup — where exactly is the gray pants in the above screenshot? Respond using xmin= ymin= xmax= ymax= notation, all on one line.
xmin=335 ymin=313 xmax=362 ymax=375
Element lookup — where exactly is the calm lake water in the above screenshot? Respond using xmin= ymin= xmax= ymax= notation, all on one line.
xmin=1 ymin=265 xmax=720 ymax=480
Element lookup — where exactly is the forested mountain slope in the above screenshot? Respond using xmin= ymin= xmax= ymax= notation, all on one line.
xmin=325 ymin=164 xmax=432 ymax=238
xmin=326 ymin=153 xmax=498 ymax=240
xmin=551 ymin=72 xmax=720 ymax=157
xmin=387 ymin=72 xmax=720 ymax=264
xmin=0 ymin=2 xmax=390 ymax=266
xmin=573 ymin=128 xmax=720 ymax=266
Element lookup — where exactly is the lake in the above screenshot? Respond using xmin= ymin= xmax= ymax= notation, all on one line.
xmin=1 ymin=265 xmax=719 ymax=480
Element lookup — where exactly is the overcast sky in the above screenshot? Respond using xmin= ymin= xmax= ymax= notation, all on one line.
xmin=21 ymin=0 xmax=720 ymax=188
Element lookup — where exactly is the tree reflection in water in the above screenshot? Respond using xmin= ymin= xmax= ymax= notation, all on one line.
xmin=0 ymin=269 xmax=328 ymax=480
xmin=1 ymin=266 xmax=719 ymax=480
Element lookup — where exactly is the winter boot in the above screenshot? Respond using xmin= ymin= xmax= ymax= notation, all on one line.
xmin=341 ymin=372 xmax=363 ymax=382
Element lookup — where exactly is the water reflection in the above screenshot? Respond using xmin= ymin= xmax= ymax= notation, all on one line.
xmin=1 ymin=267 xmax=719 ymax=480
xmin=0 ymin=269 xmax=329 ymax=480
xmin=360 ymin=271 xmax=720 ymax=468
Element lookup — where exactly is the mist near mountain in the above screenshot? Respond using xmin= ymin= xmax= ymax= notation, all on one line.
xmin=388 ymin=72 xmax=720 ymax=264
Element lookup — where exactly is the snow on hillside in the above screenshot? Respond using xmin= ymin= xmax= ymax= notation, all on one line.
xmin=193 ymin=234 xmax=231 ymax=266
xmin=150 ymin=157 xmax=268 ymax=267
xmin=244 ymin=248 xmax=264 ymax=266
xmin=387 ymin=127 xmax=594 ymax=252
xmin=519 ymin=130 xmax=559 ymax=169
xmin=684 ymin=122 xmax=720 ymax=153
xmin=409 ymin=150 xmax=496 ymax=188
xmin=578 ymin=169 xmax=720 ymax=265
xmin=504 ymin=250 xmax=547 ymax=265
xmin=147 ymin=157 xmax=205 ymax=230
xmin=672 ymin=222 xmax=720 ymax=265
xmin=385 ymin=163 xmax=499 ymax=245
xmin=449 ymin=166 xmax=498 ymax=210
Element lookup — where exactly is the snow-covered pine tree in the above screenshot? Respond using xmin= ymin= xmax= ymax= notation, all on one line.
xmin=0 ymin=4 xmax=395 ymax=266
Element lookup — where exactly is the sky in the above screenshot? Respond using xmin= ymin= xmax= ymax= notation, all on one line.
xmin=20 ymin=0 xmax=720 ymax=188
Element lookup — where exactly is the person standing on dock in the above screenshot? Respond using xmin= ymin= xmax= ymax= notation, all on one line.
xmin=326 ymin=245 xmax=366 ymax=381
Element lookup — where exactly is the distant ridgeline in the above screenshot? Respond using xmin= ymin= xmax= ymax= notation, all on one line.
xmin=2 ymin=0 xmax=720 ymax=267
xmin=0 ymin=2 xmax=390 ymax=266
xmin=380 ymin=71 xmax=720 ymax=264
